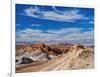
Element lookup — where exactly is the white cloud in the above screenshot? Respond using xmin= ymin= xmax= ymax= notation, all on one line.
xmin=16 ymin=28 xmax=57 ymax=42
xmin=18 ymin=28 xmax=42 ymax=34
xmin=22 ymin=6 xmax=89 ymax=22
xmin=47 ymin=28 xmax=82 ymax=34
xmin=80 ymin=20 xmax=94 ymax=24
xmin=24 ymin=6 xmax=41 ymax=18
xmin=16 ymin=28 xmax=94 ymax=45
xmin=64 ymin=31 xmax=94 ymax=40
xmin=89 ymin=21 xmax=94 ymax=24
xmin=31 ymin=24 xmax=42 ymax=27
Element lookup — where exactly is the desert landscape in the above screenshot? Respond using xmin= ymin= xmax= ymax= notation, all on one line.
xmin=15 ymin=4 xmax=94 ymax=73
xmin=15 ymin=43 xmax=94 ymax=73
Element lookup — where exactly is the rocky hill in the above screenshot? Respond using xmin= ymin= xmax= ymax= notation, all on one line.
xmin=16 ymin=43 xmax=70 ymax=65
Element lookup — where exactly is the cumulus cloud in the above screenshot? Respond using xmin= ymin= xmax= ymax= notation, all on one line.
xmin=16 ymin=28 xmax=57 ymax=42
xmin=16 ymin=27 xmax=94 ymax=45
xmin=22 ymin=6 xmax=89 ymax=22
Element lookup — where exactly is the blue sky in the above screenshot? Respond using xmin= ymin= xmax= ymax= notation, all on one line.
xmin=16 ymin=4 xmax=94 ymax=45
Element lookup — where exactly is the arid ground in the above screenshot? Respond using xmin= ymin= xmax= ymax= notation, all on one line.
xmin=15 ymin=43 xmax=94 ymax=73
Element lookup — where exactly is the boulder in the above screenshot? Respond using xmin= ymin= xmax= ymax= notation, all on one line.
xmin=21 ymin=57 xmax=33 ymax=64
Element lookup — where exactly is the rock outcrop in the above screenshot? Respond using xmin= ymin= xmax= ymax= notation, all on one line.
xmin=16 ymin=43 xmax=92 ymax=65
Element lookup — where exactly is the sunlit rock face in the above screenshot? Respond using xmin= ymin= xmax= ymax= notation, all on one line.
xmin=16 ymin=49 xmax=52 ymax=65
xmin=16 ymin=44 xmax=70 ymax=65
xmin=16 ymin=44 xmax=64 ymax=65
